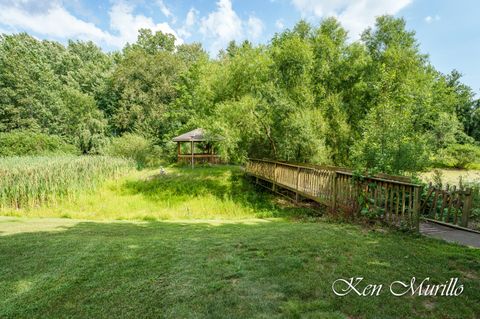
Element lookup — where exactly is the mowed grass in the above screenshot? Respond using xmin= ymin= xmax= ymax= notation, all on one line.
xmin=2 ymin=165 xmax=304 ymax=220
xmin=0 ymin=217 xmax=479 ymax=319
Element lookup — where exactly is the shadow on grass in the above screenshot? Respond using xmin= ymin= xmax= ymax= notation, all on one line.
xmin=0 ymin=218 xmax=479 ymax=319
xmin=120 ymin=165 xmax=310 ymax=218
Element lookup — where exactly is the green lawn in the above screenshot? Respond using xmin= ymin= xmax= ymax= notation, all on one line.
xmin=1 ymin=165 xmax=479 ymax=318
xmin=0 ymin=217 xmax=479 ymax=318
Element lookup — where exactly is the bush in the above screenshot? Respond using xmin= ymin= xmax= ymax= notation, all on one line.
xmin=433 ymin=144 xmax=480 ymax=169
xmin=106 ymin=133 xmax=161 ymax=168
xmin=0 ymin=131 xmax=77 ymax=156
xmin=351 ymin=104 xmax=430 ymax=174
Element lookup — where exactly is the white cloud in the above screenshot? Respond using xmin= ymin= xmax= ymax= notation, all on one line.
xmin=1 ymin=0 xmax=268 ymax=54
xmin=0 ymin=1 xmax=182 ymax=49
xmin=109 ymin=2 xmax=182 ymax=47
xmin=156 ymin=0 xmax=176 ymax=23
xmin=178 ymin=7 xmax=198 ymax=38
xmin=199 ymin=0 xmax=266 ymax=53
xmin=425 ymin=15 xmax=440 ymax=24
xmin=275 ymin=19 xmax=285 ymax=29
xmin=157 ymin=0 xmax=172 ymax=18
xmin=247 ymin=16 xmax=264 ymax=39
xmin=200 ymin=0 xmax=243 ymax=52
xmin=186 ymin=8 xmax=197 ymax=27
xmin=0 ymin=3 xmax=113 ymax=43
xmin=200 ymin=0 xmax=242 ymax=39
xmin=291 ymin=0 xmax=412 ymax=39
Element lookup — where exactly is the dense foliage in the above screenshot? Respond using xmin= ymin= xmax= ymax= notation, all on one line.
xmin=1 ymin=16 xmax=479 ymax=174
xmin=0 ymin=131 xmax=77 ymax=156
xmin=106 ymin=133 xmax=161 ymax=169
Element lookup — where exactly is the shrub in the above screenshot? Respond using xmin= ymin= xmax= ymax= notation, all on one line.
xmin=433 ymin=144 xmax=480 ymax=169
xmin=351 ymin=104 xmax=430 ymax=174
xmin=0 ymin=131 xmax=77 ymax=156
xmin=106 ymin=133 xmax=161 ymax=168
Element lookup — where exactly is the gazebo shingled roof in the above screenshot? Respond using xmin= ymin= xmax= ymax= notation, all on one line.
xmin=172 ymin=128 xmax=222 ymax=142
xmin=172 ymin=128 xmax=205 ymax=142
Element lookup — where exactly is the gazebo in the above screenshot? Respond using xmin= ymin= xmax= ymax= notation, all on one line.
xmin=172 ymin=128 xmax=222 ymax=167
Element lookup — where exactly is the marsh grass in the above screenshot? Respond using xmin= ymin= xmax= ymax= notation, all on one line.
xmin=1 ymin=165 xmax=309 ymax=220
xmin=0 ymin=156 xmax=134 ymax=210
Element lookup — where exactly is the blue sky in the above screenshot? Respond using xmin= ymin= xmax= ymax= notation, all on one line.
xmin=0 ymin=0 xmax=479 ymax=93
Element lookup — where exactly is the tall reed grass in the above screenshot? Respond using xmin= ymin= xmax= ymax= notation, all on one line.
xmin=0 ymin=156 xmax=134 ymax=209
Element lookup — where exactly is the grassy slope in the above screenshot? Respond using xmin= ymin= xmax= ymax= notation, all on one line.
xmin=1 ymin=166 xmax=304 ymax=220
xmin=1 ymin=165 xmax=479 ymax=318
xmin=0 ymin=217 xmax=479 ymax=319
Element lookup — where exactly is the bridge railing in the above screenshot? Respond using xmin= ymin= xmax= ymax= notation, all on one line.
xmin=246 ymin=158 xmax=422 ymax=231
xmin=421 ymin=183 xmax=473 ymax=228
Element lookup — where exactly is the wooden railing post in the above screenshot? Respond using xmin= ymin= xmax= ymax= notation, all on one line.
xmin=272 ymin=162 xmax=277 ymax=192
xmin=295 ymin=166 xmax=300 ymax=202
xmin=461 ymin=188 xmax=473 ymax=227
xmin=413 ymin=186 xmax=421 ymax=232
xmin=331 ymin=172 xmax=338 ymax=214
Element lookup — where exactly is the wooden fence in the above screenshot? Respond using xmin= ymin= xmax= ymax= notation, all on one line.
xmin=246 ymin=158 xmax=422 ymax=231
xmin=421 ymin=183 xmax=473 ymax=228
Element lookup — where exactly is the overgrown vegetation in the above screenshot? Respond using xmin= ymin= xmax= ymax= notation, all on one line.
xmin=432 ymin=144 xmax=480 ymax=169
xmin=106 ymin=133 xmax=162 ymax=169
xmin=0 ymin=165 xmax=307 ymax=220
xmin=0 ymin=156 xmax=134 ymax=209
xmin=1 ymin=16 xmax=479 ymax=174
xmin=0 ymin=131 xmax=77 ymax=156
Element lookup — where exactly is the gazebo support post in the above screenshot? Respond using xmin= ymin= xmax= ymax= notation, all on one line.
xmin=191 ymin=141 xmax=194 ymax=169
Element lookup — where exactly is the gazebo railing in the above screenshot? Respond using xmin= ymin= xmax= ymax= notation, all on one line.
xmin=177 ymin=154 xmax=221 ymax=164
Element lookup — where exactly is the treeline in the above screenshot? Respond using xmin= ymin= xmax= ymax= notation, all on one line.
xmin=0 ymin=16 xmax=479 ymax=173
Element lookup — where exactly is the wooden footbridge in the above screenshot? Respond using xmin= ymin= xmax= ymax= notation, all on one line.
xmin=246 ymin=158 xmax=422 ymax=231
xmin=246 ymin=158 xmax=477 ymax=242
